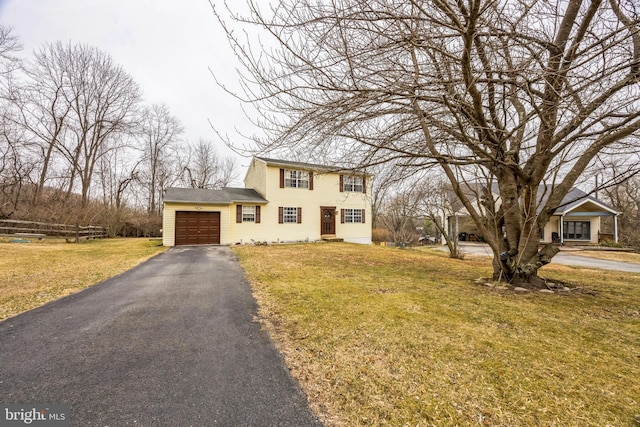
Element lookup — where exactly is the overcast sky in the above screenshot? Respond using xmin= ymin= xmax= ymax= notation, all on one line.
xmin=0 ymin=0 xmax=256 ymax=182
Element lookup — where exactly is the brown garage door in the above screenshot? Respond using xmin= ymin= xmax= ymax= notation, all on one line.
xmin=175 ymin=211 xmax=221 ymax=245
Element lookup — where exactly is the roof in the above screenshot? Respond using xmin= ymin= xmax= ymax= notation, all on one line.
xmin=163 ymin=187 xmax=268 ymax=205
xmin=255 ymin=156 xmax=371 ymax=175
xmin=453 ymin=184 xmax=618 ymax=216
xmin=553 ymin=187 xmax=618 ymax=215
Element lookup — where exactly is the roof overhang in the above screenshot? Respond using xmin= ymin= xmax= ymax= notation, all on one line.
xmin=553 ymin=198 xmax=619 ymax=216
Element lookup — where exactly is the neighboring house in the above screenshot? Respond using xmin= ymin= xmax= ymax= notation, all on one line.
xmin=162 ymin=157 xmax=372 ymax=246
xmin=449 ymin=187 xmax=619 ymax=245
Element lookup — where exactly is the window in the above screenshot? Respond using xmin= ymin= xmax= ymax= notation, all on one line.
xmin=236 ymin=205 xmax=261 ymax=223
xmin=279 ymin=207 xmax=302 ymax=224
xmin=242 ymin=206 xmax=255 ymax=222
xmin=284 ymin=170 xmax=309 ymax=188
xmin=342 ymin=208 xmax=365 ymax=223
xmin=563 ymin=221 xmax=590 ymax=240
xmin=340 ymin=175 xmax=365 ymax=193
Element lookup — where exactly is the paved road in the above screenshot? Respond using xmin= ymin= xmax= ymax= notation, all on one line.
xmin=443 ymin=243 xmax=640 ymax=273
xmin=0 ymin=246 xmax=321 ymax=426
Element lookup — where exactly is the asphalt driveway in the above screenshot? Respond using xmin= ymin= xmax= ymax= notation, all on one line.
xmin=0 ymin=246 xmax=321 ymax=426
xmin=445 ymin=242 xmax=640 ymax=273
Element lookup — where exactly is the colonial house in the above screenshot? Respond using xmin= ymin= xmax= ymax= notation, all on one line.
xmin=450 ymin=187 xmax=619 ymax=245
xmin=162 ymin=157 xmax=372 ymax=246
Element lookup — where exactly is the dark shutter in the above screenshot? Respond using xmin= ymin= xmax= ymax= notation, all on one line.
xmin=309 ymin=171 xmax=314 ymax=190
xmin=339 ymin=175 xmax=344 ymax=192
xmin=236 ymin=205 xmax=242 ymax=223
xmin=361 ymin=209 xmax=365 ymax=223
xmin=297 ymin=207 xmax=302 ymax=224
xmin=341 ymin=209 xmax=345 ymax=224
xmin=278 ymin=207 xmax=284 ymax=224
xmin=255 ymin=206 xmax=261 ymax=223
xmin=362 ymin=176 xmax=366 ymax=194
xmin=280 ymin=169 xmax=285 ymax=188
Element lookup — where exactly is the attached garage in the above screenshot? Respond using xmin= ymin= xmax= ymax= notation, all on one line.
xmin=162 ymin=187 xmax=268 ymax=247
xmin=175 ymin=211 xmax=221 ymax=245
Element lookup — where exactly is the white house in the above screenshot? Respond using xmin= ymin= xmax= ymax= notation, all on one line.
xmin=448 ymin=186 xmax=619 ymax=245
xmin=162 ymin=157 xmax=372 ymax=246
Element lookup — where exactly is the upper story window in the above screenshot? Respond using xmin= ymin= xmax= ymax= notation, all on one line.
xmin=341 ymin=175 xmax=366 ymax=193
xmin=280 ymin=169 xmax=312 ymax=189
xmin=286 ymin=170 xmax=309 ymax=188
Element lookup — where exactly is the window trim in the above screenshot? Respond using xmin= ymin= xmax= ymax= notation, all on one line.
xmin=340 ymin=174 xmax=366 ymax=193
xmin=562 ymin=220 xmax=591 ymax=240
xmin=236 ymin=205 xmax=261 ymax=223
xmin=341 ymin=208 xmax=366 ymax=224
xmin=279 ymin=207 xmax=302 ymax=224
xmin=280 ymin=168 xmax=313 ymax=190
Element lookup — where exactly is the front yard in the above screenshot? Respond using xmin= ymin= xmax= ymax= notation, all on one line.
xmin=2 ymin=238 xmax=638 ymax=425
xmin=233 ymin=243 xmax=640 ymax=426
xmin=0 ymin=238 xmax=166 ymax=321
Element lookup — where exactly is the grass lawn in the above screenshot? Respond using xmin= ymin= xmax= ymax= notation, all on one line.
xmin=233 ymin=243 xmax=640 ymax=427
xmin=0 ymin=238 xmax=166 ymax=321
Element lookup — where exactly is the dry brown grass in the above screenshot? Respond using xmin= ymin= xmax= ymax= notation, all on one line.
xmin=0 ymin=238 xmax=166 ymax=320
xmin=233 ymin=243 xmax=640 ymax=427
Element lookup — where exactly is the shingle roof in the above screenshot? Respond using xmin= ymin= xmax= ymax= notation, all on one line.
xmin=553 ymin=187 xmax=617 ymax=215
xmin=255 ymin=156 xmax=371 ymax=175
xmin=163 ymin=187 xmax=268 ymax=204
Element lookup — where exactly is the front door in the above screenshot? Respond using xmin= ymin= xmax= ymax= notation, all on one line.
xmin=320 ymin=207 xmax=336 ymax=236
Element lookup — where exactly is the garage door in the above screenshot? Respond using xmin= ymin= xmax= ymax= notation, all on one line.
xmin=175 ymin=211 xmax=221 ymax=245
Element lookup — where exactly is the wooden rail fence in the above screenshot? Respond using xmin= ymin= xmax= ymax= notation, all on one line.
xmin=0 ymin=219 xmax=106 ymax=240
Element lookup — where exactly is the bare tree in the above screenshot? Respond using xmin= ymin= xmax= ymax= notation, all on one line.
xmin=182 ymin=139 xmax=239 ymax=189
xmin=379 ymin=184 xmax=423 ymax=246
xmin=137 ymin=103 xmax=184 ymax=214
xmin=7 ymin=43 xmax=141 ymax=210
xmin=5 ymin=47 xmax=72 ymax=207
xmin=597 ymin=157 xmax=640 ymax=248
xmin=416 ymin=178 xmax=463 ymax=258
xmin=0 ymin=25 xmax=21 ymax=75
xmin=54 ymin=43 xmax=141 ymax=207
xmin=215 ymin=0 xmax=640 ymax=286
xmin=0 ymin=117 xmax=33 ymax=218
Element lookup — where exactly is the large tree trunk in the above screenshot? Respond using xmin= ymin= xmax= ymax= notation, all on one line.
xmin=493 ymin=243 xmax=560 ymax=287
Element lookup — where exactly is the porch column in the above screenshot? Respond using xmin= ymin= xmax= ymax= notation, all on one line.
xmin=559 ymin=215 xmax=564 ymax=245
xmin=614 ymin=214 xmax=619 ymax=243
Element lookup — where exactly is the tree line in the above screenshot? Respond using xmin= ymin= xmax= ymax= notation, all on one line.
xmin=0 ymin=27 xmax=237 ymax=236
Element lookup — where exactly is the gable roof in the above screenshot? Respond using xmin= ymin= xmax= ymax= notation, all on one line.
xmin=454 ymin=184 xmax=618 ymax=216
xmin=553 ymin=187 xmax=618 ymax=215
xmin=164 ymin=187 xmax=268 ymax=205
